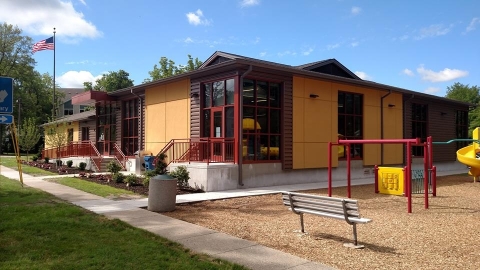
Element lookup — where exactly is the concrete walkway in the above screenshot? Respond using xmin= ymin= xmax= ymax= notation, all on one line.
xmin=0 ymin=166 xmax=336 ymax=270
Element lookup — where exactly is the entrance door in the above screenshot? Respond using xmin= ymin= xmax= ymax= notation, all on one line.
xmin=103 ymin=126 xmax=110 ymax=155
xmin=211 ymin=108 xmax=223 ymax=161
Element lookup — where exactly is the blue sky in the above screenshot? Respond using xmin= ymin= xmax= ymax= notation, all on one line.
xmin=1 ymin=0 xmax=479 ymax=97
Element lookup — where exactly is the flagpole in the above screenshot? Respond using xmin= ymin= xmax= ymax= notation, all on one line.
xmin=53 ymin=28 xmax=56 ymax=119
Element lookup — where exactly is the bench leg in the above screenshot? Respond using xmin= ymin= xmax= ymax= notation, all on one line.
xmin=299 ymin=213 xmax=305 ymax=233
xmin=343 ymin=223 xmax=365 ymax=249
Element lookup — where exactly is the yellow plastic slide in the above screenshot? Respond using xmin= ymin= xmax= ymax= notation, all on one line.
xmin=456 ymin=146 xmax=480 ymax=177
xmin=456 ymin=127 xmax=480 ymax=179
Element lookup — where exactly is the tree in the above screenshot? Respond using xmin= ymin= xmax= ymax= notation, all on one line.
xmin=445 ymin=82 xmax=480 ymax=135
xmin=144 ymin=54 xmax=203 ymax=83
xmin=85 ymin=70 xmax=134 ymax=92
xmin=44 ymin=121 xmax=69 ymax=161
xmin=19 ymin=117 xmax=41 ymax=161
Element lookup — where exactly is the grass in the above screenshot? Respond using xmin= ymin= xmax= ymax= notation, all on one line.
xmin=48 ymin=177 xmax=139 ymax=198
xmin=0 ymin=176 xmax=247 ymax=270
xmin=0 ymin=157 xmax=57 ymax=176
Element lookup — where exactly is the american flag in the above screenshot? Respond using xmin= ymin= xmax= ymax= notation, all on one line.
xmin=32 ymin=36 xmax=54 ymax=53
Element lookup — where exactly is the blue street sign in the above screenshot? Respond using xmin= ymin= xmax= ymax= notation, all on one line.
xmin=0 ymin=114 xmax=13 ymax=124
xmin=0 ymin=77 xmax=13 ymax=114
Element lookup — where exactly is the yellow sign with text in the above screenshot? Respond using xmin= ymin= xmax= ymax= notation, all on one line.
xmin=378 ymin=167 xmax=404 ymax=196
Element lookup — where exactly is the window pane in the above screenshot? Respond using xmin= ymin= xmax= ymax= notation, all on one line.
xmin=256 ymin=81 xmax=268 ymax=107
xmin=258 ymin=135 xmax=268 ymax=160
xmin=346 ymin=115 xmax=354 ymax=136
xmin=243 ymin=106 xmax=256 ymax=132
xmin=203 ymin=110 xmax=210 ymax=137
xmin=338 ymin=115 xmax=345 ymax=136
xmin=243 ymin=134 xmax=255 ymax=160
xmin=354 ymin=117 xmax=362 ymax=137
xmin=226 ymin=79 xmax=234 ymax=105
xmin=354 ymin=95 xmax=362 ymax=115
xmin=270 ymin=109 xmax=280 ymax=133
xmin=345 ymin=93 xmax=353 ymax=114
xmin=204 ymin=84 xmax=211 ymax=108
xmin=338 ymin=92 xmax=345 ymax=114
xmin=243 ymin=79 xmax=255 ymax=105
xmin=270 ymin=83 xmax=280 ymax=107
xmin=213 ymin=111 xmax=222 ymax=137
xmin=225 ymin=107 xmax=234 ymax=138
xmin=257 ymin=108 xmax=267 ymax=133
xmin=269 ymin=135 xmax=281 ymax=160
xmin=213 ymin=81 xmax=225 ymax=107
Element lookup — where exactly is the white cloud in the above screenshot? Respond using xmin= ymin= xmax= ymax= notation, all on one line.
xmin=350 ymin=41 xmax=359 ymax=47
xmin=56 ymin=70 xmax=103 ymax=88
xmin=351 ymin=6 xmax=361 ymax=15
xmin=240 ymin=0 xmax=260 ymax=7
xmin=327 ymin=43 xmax=340 ymax=50
xmin=0 ymin=0 xmax=101 ymax=39
xmin=354 ymin=71 xmax=372 ymax=80
xmin=259 ymin=52 xmax=267 ymax=57
xmin=403 ymin=68 xmax=414 ymax=76
xmin=302 ymin=47 xmax=314 ymax=56
xmin=465 ymin=17 xmax=479 ymax=33
xmin=277 ymin=50 xmax=296 ymax=57
xmin=184 ymin=37 xmax=194 ymax=43
xmin=415 ymin=24 xmax=453 ymax=40
xmin=186 ymin=9 xmax=211 ymax=26
xmin=424 ymin=87 xmax=440 ymax=94
xmin=78 ymin=0 xmax=86 ymax=5
xmin=416 ymin=65 xmax=469 ymax=82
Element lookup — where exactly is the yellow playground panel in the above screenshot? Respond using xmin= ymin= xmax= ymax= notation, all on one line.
xmin=377 ymin=167 xmax=404 ymax=195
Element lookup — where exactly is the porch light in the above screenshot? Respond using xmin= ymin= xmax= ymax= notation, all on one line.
xmin=309 ymin=94 xmax=319 ymax=98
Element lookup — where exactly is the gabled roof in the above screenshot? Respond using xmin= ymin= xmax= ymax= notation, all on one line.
xmin=40 ymin=110 xmax=95 ymax=126
xmin=295 ymin=59 xmax=361 ymax=80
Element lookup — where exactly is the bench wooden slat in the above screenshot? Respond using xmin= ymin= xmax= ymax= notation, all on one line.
xmin=285 ymin=192 xmax=359 ymax=204
xmin=282 ymin=196 xmax=360 ymax=212
xmin=283 ymin=201 xmax=361 ymax=217
xmin=293 ymin=208 xmax=372 ymax=224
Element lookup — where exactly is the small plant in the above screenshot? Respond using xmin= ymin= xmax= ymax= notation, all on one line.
xmin=106 ymin=161 xmax=122 ymax=175
xmin=169 ymin=165 xmax=190 ymax=188
xmin=44 ymin=157 xmax=50 ymax=164
xmin=79 ymin=162 xmax=87 ymax=171
xmin=125 ymin=173 xmax=138 ymax=187
xmin=66 ymin=160 xmax=73 ymax=168
xmin=32 ymin=154 xmax=38 ymax=161
xmin=154 ymin=153 xmax=168 ymax=175
xmin=112 ymin=172 xmax=125 ymax=183
xmin=56 ymin=160 xmax=63 ymax=166
xmin=142 ymin=170 xmax=157 ymax=187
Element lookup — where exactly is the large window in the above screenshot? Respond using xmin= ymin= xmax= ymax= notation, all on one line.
xmin=122 ymin=99 xmax=139 ymax=156
xmin=456 ymin=110 xmax=468 ymax=149
xmin=242 ymin=79 xmax=281 ymax=161
xmin=202 ymin=79 xmax=235 ymax=138
xmin=97 ymin=102 xmax=117 ymax=155
xmin=412 ymin=103 xmax=428 ymax=156
xmin=338 ymin=92 xmax=363 ymax=158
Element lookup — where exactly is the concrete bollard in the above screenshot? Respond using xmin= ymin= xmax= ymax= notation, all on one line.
xmin=147 ymin=174 xmax=177 ymax=212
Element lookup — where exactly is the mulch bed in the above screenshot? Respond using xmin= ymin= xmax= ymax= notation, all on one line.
xmin=22 ymin=160 xmax=203 ymax=196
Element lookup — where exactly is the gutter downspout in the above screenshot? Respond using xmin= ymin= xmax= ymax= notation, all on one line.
xmin=131 ymin=88 xmax=143 ymax=151
xmin=380 ymin=90 xmax=392 ymax=165
xmin=238 ymin=65 xmax=253 ymax=187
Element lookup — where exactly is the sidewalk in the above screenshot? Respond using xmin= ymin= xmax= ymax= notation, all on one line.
xmin=0 ymin=166 xmax=335 ymax=270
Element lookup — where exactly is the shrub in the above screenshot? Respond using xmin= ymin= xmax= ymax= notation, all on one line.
xmin=66 ymin=160 xmax=73 ymax=168
xmin=44 ymin=157 xmax=50 ymax=164
xmin=32 ymin=154 xmax=38 ymax=161
xmin=106 ymin=161 xmax=122 ymax=175
xmin=56 ymin=160 xmax=63 ymax=166
xmin=169 ymin=165 xmax=190 ymax=188
xmin=125 ymin=173 xmax=138 ymax=187
xmin=154 ymin=153 xmax=168 ymax=175
xmin=79 ymin=162 xmax=87 ymax=171
xmin=142 ymin=170 xmax=157 ymax=187
xmin=112 ymin=172 xmax=125 ymax=183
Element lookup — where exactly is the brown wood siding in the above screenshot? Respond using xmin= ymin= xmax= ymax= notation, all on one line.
xmin=283 ymin=79 xmax=293 ymax=170
xmin=140 ymin=98 xmax=145 ymax=151
xmin=190 ymin=81 xmax=201 ymax=138
xmin=115 ymin=102 xmax=122 ymax=146
xmin=404 ymin=95 xmax=469 ymax=162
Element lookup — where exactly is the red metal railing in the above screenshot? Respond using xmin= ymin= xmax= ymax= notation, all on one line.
xmin=42 ymin=141 xmax=103 ymax=171
xmin=157 ymin=138 xmax=235 ymax=165
xmin=113 ymin=142 xmax=127 ymax=170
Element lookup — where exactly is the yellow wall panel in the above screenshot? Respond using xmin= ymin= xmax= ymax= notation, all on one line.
xmin=293 ymin=142 xmax=305 ymax=169
xmin=293 ymin=96 xmax=304 ymax=143
xmin=165 ymin=79 xmax=189 ymax=102
xmin=72 ymin=122 xmax=79 ymax=142
xmin=146 ymin=84 xmax=166 ymax=105
xmin=165 ymin=99 xmax=189 ymax=140
xmin=304 ymin=78 xmax=331 ymax=101
xmin=364 ymin=144 xmax=381 ymax=165
xmin=304 ymin=99 xmax=332 ymax=142
xmin=304 ymin=143 xmax=328 ymax=168
xmin=293 ymin=76 xmax=305 ymax=98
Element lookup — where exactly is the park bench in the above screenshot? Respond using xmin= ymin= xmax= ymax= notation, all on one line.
xmin=281 ymin=191 xmax=372 ymax=248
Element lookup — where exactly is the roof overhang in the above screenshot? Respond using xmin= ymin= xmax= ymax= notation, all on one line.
xmin=71 ymin=90 xmax=116 ymax=105
xmin=40 ymin=110 xmax=96 ymax=126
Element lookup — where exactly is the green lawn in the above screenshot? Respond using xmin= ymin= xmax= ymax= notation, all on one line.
xmin=0 ymin=176 xmax=247 ymax=270
xmin=48 ymin=177 xmax=140 ymax=198
xmin=0 ymin=157 xmax=57 ymax=176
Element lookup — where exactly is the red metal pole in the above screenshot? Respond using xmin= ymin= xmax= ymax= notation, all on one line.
xmin=328 ymin=142 xmax=332 ymax=197
xmin=403 ymin=166 xmax=407 ymax=196
xmin=407 ymin=141 xmax=412 ymax=213
xmin=374 ymin=165 xmax=379 ymax=193
xmin=432 ymin=166 xmax=437 ymax=197
xmin=428 ymin=136 xmax=433 ymax=169
xmin=424 ymin=142 xmax=429 ymax=209
xmin=347 ymin=143 xmax=351 ymax=198
xmin=338 ymin=138 xmax=420 ymax=144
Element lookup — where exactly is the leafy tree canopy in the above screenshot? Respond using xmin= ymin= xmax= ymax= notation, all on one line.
xmin=144 ymin=54 xmax=203 ymax=83
xmin=84 ymin=69 xmax=134 ymax=92
xmin=445 ymin=82 xmax=480 ymax=136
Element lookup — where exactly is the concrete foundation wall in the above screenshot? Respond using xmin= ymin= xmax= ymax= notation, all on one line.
xmin=169 ymin=160 xmax=466 ymax=192
xmin=56 ymin=157 xmax=95 ymax=171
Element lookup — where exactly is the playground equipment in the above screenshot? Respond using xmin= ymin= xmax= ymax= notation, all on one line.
xmin=328 ymin=137 xmax=436 ymax=213
xmin=455 ymin=127 xmax=480 ymax=182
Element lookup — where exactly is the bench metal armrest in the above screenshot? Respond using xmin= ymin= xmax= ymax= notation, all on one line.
xmin=342 ymin=200 xmax=354 ymax=225
xmin=287 ymin=192 xmax=300 ymax=215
